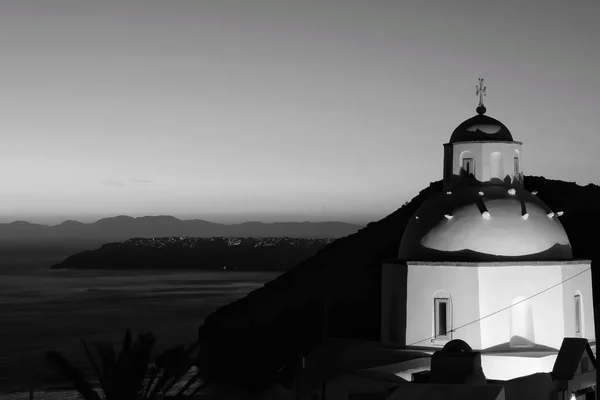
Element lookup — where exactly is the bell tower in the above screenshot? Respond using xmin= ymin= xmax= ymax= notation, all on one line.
xmin=443 ymin=79 xmax=523 ymax=189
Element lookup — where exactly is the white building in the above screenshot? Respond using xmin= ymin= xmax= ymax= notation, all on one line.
xmin=381 ymin=81 xmax=595 ymax=382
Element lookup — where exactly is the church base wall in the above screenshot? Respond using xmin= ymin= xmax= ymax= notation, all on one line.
xmin=405 ymin=264 xmax=482 ymax=350
xmin=382 ymin=260 xmax=594 ymax=354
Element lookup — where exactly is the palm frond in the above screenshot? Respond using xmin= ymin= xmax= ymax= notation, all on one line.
xmin=45 ymin=351 xmax=102 ymax=400
xmin=83 ymin=340 xmax=107 ymax=393
xmin=94 ymin=342 xmax=117 ymax=396
xmin=46 ymin=331 xmax=198 ymax=400
xmin=174 ymin=370 xmax=201 ymax=397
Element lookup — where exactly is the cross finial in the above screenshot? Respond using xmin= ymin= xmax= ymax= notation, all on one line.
xmin=476 ymin=78 xmax=487 ymax=114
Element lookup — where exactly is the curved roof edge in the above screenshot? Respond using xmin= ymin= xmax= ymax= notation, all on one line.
xmin=383 ymin=259 xmax=591 ymax=266
xmin=443 ymin=140 xmax=523 ymax=146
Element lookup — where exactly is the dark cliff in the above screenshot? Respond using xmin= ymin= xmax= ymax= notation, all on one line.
xmin=195 ymin=176 xmax=600 ymax=390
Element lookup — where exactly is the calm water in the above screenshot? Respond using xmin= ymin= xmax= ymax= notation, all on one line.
xmin=0 ymin=254 xmax=279 ymax=393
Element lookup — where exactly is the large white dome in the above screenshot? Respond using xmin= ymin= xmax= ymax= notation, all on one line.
xmin=398 ymin=185 xmax=573 ymax=261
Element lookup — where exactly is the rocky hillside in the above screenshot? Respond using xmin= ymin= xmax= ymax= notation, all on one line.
xmin=51 ymin=237 xmax=333 ymax=271
xmin=194 ymin=176 xmax=600 ymax=390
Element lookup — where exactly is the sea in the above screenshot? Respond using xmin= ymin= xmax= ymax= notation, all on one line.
xmin=0 ymin=252 xmax=280 ymax=397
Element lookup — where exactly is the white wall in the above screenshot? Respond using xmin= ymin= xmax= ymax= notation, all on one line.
xmin=450 ymin=142 xmax=484 ymax=181
xmin=405 ymin=265 xmax=481 ymax=349
xmin=560 ymin=263 xmax=594 ymax=341
xmin=478 ymin=265 xmax=566 ymax=349
xmin=386 ymin=261 xmax=594 ymax=354
xmin=446 ymin=142 xmax=523 ymax=184
xmin=481 ymin=142 xmax=523 ymax=183
xmin=481 ymin=354 xmax=558 ymax=381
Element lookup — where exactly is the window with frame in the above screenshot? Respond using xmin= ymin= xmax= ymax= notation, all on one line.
xmin=434 ymin=298 xmax=450 ymax=340
xmin=575 ymin=294 xmax=582 ymax=337
xmin=462 ymin=158 xmax=474 ymax=176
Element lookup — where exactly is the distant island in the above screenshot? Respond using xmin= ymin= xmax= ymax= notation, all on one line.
xmin=0 ymin=215 xmax=363 ymax=241
xmin=50 ymin=237 xmax=334 ymax=271
xmin=0 ymin=216 xmax=363 ymax=260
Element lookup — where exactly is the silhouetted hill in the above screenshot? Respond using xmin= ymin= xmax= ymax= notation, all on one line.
xmin=0 ymin=216 xmax=362 ymax=240
xmin=194 ymin=176 xmax=600 ymax=390
xmin=50 ymin=237 xmax=333 ymax=271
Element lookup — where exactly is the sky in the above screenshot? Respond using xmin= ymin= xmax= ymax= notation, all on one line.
xmin=0 ymin=0 xmax=598 ymax=225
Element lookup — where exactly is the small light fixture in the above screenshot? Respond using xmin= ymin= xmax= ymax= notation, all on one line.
xmin=446 ymin=191 xmax=452 ymax=195
xmin=522 ymin=213 xmax=529 ymax=220
xmin=508 ymin=188 xmax=516 ymax=195
xmin=547 ymin=212 xmax=555 ymax=218
xmin=532 ymin=190 xmax=538 ymax=195
xmin=444 ymin=214 xmax=453 ymax=220
xmin=482 ymin=211 xmax=491 ymax=220
xmin=478 ymin=191 xmax=484 ymax=196
xmin=557 ymin=211 xmax=564 ymax=216
xmin=415 ymin=216 xmax=419 ymax=220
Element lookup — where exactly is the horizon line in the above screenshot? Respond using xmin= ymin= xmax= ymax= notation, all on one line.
xmin=0 ymin=214 xmax=374 ymax=227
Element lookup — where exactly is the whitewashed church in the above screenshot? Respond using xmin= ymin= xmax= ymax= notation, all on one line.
xmin=381 ymin=79 xmax=595 ymax=383
xmin=295 ymin=80 xmax=596 ymax=400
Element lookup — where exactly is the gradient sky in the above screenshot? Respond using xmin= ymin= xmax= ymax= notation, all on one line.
xmin=0 ymin=0 xmax=598 ymax=225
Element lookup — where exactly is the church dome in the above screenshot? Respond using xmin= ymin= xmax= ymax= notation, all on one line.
xmin=398 ymin=185 xmax=573 ymax=262
xmin=449 ymin=114 xmax=514 ymax=144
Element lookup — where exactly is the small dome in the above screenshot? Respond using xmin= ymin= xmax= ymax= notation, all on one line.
xmin=449 ymin=114 xmax=514 ymax=144
xmin=399 ymin=185 xmax=572 ymax=261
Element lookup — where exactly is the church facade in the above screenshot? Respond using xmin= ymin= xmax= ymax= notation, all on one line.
xmin=381 ymin=79 xmax=595 ymax=382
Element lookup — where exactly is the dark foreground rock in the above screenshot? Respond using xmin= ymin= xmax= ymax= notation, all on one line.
xmin=195 ymin=176 xmax=600 ymax=390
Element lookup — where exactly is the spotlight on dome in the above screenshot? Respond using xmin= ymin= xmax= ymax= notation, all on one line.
xmin=444 ymin=214 xmax=453 ymax=220
xmin=532 ymin=191 xmax=538 ymax=195
xmin=446 ymin=191 xmax=452 ymax=195
xmin=522 ymin=213 xmax=529 ymax=220
xmin=508 ymin=188 xmax=516 ymax=195
xmin=557 ymin=211 xmax=564 ymax=217
xmin=547 ymin=212 xmax=555 ymax=218
xmin=478 ymin=191 xmax=484 ymax=196
xmin=482 ymin=211 xmax=491 ymax=220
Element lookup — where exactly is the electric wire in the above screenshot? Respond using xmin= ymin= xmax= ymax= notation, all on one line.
xmin=296 ymin=267 xmax=592 ymax=390
xmin=407 ymin=267 xmax=592 ymax=347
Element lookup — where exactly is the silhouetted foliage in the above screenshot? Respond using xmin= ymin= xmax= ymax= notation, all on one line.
xmin=45 ymin=330 xmax=200 ymax=399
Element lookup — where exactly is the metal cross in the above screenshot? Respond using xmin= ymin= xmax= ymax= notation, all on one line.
xmin=476 ymin=78 xmax=487 ymax=106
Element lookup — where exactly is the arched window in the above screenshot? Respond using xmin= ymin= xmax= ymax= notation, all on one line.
xmin=462 ymin=158 xmax=474 ymax=176
xmin=490 ymin=151 xmax=504 ymax=181
xmin=433 ymin=290 xmax=452 ymax=344
xmin=459 ymin=151 xmax=476 ymax=177
xmin=512 ymin=149 xmax=522 ymax=183
xmin=509 ymin=296 xmax=535 ymax=347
